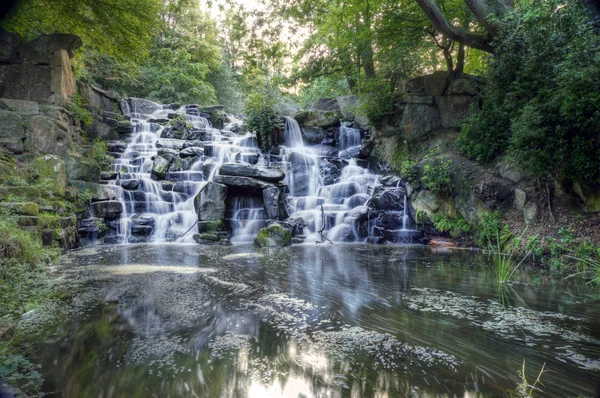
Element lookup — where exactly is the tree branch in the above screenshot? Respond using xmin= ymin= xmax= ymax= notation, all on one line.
xmin=414 ymin=0 xmax=494 ymax=53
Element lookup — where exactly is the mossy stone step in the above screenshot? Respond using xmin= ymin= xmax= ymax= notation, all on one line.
xmin=0 ymin=202 xmax=39 ymax=216
xmin=0 ymin=186 xmax=41 ymax=201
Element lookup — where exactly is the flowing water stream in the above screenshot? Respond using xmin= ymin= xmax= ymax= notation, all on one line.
xmin=26 ymin=244 xmax=600 ymax=397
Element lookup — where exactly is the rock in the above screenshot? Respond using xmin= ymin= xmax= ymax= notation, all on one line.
xmin=0 ymin=110 xmax=26 ymax=151
xmin=358 ymin=137 xmax=374 ymax=159
xmin=347 ymin=193 xmax=369 ymax=208
xmin=400 ymin=102 xmax=440 ymax=140
xmin=66 ymin=157 xmax=101 ymax=182
xmin=523 ymin=202 xmax=538 ymax=223
xmin=116 ymin=120 xmax=134 ymax=134
xmin=405 ymin=71 xmax=447 ymax=96
xmin=120 ymin=179 xmax=140 ymax=190
xmin=197 ymin=220 xmax=224 ymax=233
xmin=498 ymin=161 xmax=524 ymax=183
xmin=71 ymin=181 xmax=118 ymax=201
xmin=254 ymin=223 xmax=292 ymax=247
xmin=91 ymin=201 xmax=123 ymax=220
xmin=156 ymin=139 xmax=186 ymax=150
xmin=21 ymin=33 xmax=83 ymax=64
xmin=368 ymin=186 xmax=404 ymax=211
xmin=514 ymin=188 xmax=526 ymax=211
xmin=311 ymin=98 xmax=341 ymax=112
xmin=0 ymin=186 xmax=41 ymax=201
xmin=473 ymin=178 xmax=513 ymax=209
xmin=0 ymin=202 xmax=39 ymax=216
xmin=318 ymin=158 xmax=341 ymax=186
xmin=77 ymin=217 xmax=104 ymax=237
xmin=446 ymin=77 xmax=478 ymax=96
xmin=287 ymin=151 xmax=316 ymax=165
xmin=151 ymin=156 xmax=171 ymax=180
xmin=311 ymin=144 xmax=339 ymax=157
xmin=0 ymin=137 xmax=23 ymax=153
xmin=32 ymin=155 xmax=66 ymax=197
xmin=179 ymin=147 xmax=204 ymax=158
xmin=293 ymin=110 xmax=341 ymax=129
xmin=573 ymin=183 xmax=600 ymax=213
xmin=219 ymin=163 xmax=285 ymax=182
xmin=84 ymin=120 xmax=115 ymax=140
xmin=301 ymin=127 xmax=327 ymax=144
xmin=213 ymin=175 xmax=272 ymax=189
xmin=121 ymin=98 xmax=161 ymax=116
xmin=412 ymin=190 xmax=440 ymax=215
xmin=101 ymin=171 xmax=118 ymax=180
xmin=50 ymin=49 xmax=76 ymax=99
xmin=131 ymin=214 xmax=155 ymax=236
xmin=438 ymin=95 xmax=475 ymax=129
xmin=0 ymin=99 xmax=39 ymax=114
xmin=336 ymin=95 xmax=357 ymax=120
xmin=263 ymin=186 xmax=289 ymax=220
xmin=25 ymin=115 xmax=72 ymax=156
xmin=161 ymin=120 xmax=190 ymax=139
xmin=194 ymin=182 xmax=227 ymax=221
xmin=193 ymin=233 xmax=220 ymax=244
xmin=402 ymin=94 xmax=435 ymax=105
xmin=329 ymin=224 xmax=355 ymax=242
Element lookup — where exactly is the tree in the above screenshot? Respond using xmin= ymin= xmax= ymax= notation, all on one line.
xmin=1 ymin=0 xmax=163 ymax=61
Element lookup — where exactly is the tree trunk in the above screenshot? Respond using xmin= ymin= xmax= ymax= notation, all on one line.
xmin=414 ymin=0 xmax=494 ymax=52
xmin=454 ymin=42 xmax=465 ymax=76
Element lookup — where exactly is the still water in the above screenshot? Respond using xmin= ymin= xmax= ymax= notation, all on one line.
xmin=32 ymin=244 xmax=600 ymax=397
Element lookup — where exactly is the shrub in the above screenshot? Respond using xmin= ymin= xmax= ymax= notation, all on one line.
xmin=457 ymin=0 xmax=600 ymax=185
xmin=400 ymin=160 xmax=418 ymax=184
xmin=245 ymin=90 xmax=284 ymax=152
xmin=421 ymin=157 xmax=452 ymax=196
xmin=67 ymin=93 xmax=92 ymax=125
xmin=431 ymin=214 xmax=471 ymax=238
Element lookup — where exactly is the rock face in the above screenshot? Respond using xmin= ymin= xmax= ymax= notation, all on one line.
xmin=293 ymin=109 xmax=341 ymax=129
xmin=0 ymin=30 xmax=82 ymax=102
xmin=194 ymin=182 xmax=227 ymax=222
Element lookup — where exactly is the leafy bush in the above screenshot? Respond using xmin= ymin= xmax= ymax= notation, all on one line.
xmin=457 ymin=0 xmax=600 ymax=185
xmin=431 ymin=214 xmax=471 ymax=238
xmin=0 ymin=213 xmax=45 ymax=265
xmin=400 ymin=160 xmax=418 ymax=183
xmin=245 ymin=90 xmax=284 ymax=152
xmin=67 ymin=94 xmax=92 ymax=125
xmin=0 ymin=343 xmax=45 ymax=397
xmin=420 ymin=157 xmax=452 ymax=196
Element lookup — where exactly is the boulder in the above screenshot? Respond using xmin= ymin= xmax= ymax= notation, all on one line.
xmin=438 ymin=95 xmax=475 ymax=129
xmin=71 ymin=181 xmax=118 ymax=201
xmin=213 ymin=175 xmax=272 ymax=189
xmin=523 ymin=202 xmax=538 ymax=223
xmin=293 ymin=110 xmax=341 ymax=129
xmin=66 ymin=157 xmax=101 ymax=182
xmin=472 ymin=178 xmax=513 ymax=209
xmin=514 ymin=188 xmax=526 ymax=211
xmin=263 ymin=186 xmax=289 ymax=220
xmin=412 ymin=190 xmax=441 ymax=216
xmin=336 ymin=95 xmax=357 ymax=120
xmin=287 ymin=151 xmax=316 ymax=165
xmin=91 ymin=200 xmax=123 ymax=220
xmin=0 ymin=202 xmax=39 ymax=216
xmin=121 ymin=98 xmax=161 ymax=116
xmin=310 ymin=144 xmax=339 ymax=157
xmin=318 ymin=158 xmax=341 ymax=186
xmin=219 ymin=163 xmax=285 ymax=182
xmin=25 ymin=115 xmax=72 ymax=156
xmin=120 ymin=179 xmax=140 ymax=190
xmin=20 ymin=33 xmax=83 ymax=64
xmin=0 ymin=99 xmax=39 ymax=114
xmin=50 ymin=49 xmax=76 ymax=99
xmin=301 ymin=127 xmax=327 ymax=144
xmin=84 ymin=120 xmax=115 ymax=140
xmin=573 ymin=183 xmax=600 ymax=213
xmin=400 ymin=103 xmax=440 ymax=140
xmin=179 ymin=146 xmax=204 ymax=158
xmin=194 ymin=182 xmax=227 ymax=221
xmin=151 ymin=156 xmax=171 ymax=180
xmin=446 ymin=77 xmax=478 ymax=96
xmin=254 ymin=223 xmax=292 ymax=247
xmin=498 ymin=161 xmax=524 ymax=184
xmin=0 ymin=110 xmax=26 ymax=151
xmin=32 ymin=155 xmax=66 ymax=197
xmin=368 ymin=186 xmax=405 ymax=211
xmin=405 ymin=71 xmax=447 ymax=96
xmin=0 ymin=186 xmax=41 ymax=202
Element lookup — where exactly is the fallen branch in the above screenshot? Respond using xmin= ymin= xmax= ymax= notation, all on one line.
xmin=318 ymin=204 xmax=333 ymax=244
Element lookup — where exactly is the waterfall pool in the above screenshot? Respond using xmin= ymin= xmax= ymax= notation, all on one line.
xmin=29 ymin=244 xmax=600 ymax=397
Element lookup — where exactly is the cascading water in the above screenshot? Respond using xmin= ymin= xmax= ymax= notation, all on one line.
xmin=105 ymin=98 xmax=261 ymax=244
xmin=101 ymin=98 xmax=419 ymax=245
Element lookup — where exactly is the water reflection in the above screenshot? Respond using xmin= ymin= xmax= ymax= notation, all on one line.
xmin=32 ymin=244 xmax=600 ymax=397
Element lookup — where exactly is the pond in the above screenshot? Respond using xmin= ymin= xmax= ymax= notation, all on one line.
xmin=30 ymin=244 xmax=600 ymax=397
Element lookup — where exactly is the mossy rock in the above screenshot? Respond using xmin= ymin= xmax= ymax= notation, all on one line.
xmin=254 ymin=223 xmax=292 ymax=248
xmin=0 ymin=202 xmax=39 ymax=216
xmin=32 ymin=155 xmax=67 ymax=198
xmin=0 ymin=186 xmax=41 ymax=201
xmin=197 ymin=220 xmax=224 ymax=233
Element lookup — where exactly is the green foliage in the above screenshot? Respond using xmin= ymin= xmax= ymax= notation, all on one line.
xmin=66 ymin=94 xmax=92 ymax=125
xmin=457 ymin=0 xmax=600 ymax=185
xmin=0 ymin=343 xmax=45 ymax=397
xmin=431 ymin=214 xmax=471 ymax=238
xmin=0 ymin=211 xmax=44 ymax=265
xmin=297 ymin=77 xmax=350 ymax=109
xmin=399 ymin=160 xmax=419 ymax=184
xmin=86 ymin=139 xmax=111 ymax=171
xmin=245 ymin=89 xmax=284 ymax=152
xmin=1 ymin=0 xmax=162 ymax=63
xmin=421 ymin=157 xmax=452 ymax=196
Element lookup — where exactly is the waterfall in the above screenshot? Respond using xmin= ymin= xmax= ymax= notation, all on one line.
xmin=284 ymin=117 xmax=304 ymax=148
xmin=339 ymin=122 xmax=362 ymax=150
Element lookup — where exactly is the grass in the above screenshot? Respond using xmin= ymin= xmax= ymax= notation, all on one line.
xmin=565 ymin=255 xmax=600 ymax=284
xmin=487 ymin=227 xmax=537 ymax=284
xmin=515 ymin=360 xmax=546 ymax=397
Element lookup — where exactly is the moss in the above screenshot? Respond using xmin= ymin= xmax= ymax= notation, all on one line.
xmin=197 ymin=220 xmax=224 ymax=233
xmin=0 ymin=202 xmax=39 ymax=216
xmin=31 ymin=155 xmax=66 ymax=198
xmin=389 ymin=141 xmax=408 ymax=174
xmin=254 ymin=224 xmax=292 ymax=248
xmin=197 ymin=233 xmax=219 ymax=241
